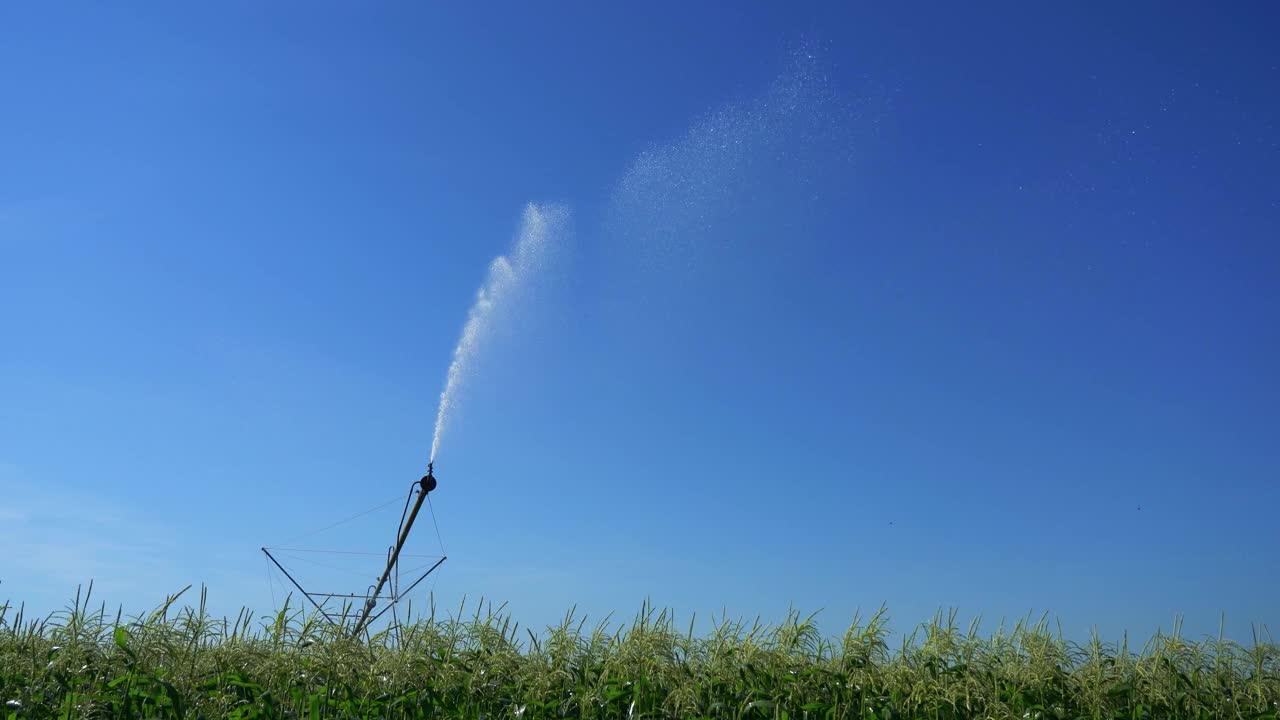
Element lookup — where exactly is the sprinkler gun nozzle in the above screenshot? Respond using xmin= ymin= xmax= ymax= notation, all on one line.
xmin=420 ymin=463 xmax=437 ymax=493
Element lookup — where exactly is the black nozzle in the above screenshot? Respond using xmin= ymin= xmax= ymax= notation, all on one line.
xmin=420 ymin=463 xmax=437 ymax=493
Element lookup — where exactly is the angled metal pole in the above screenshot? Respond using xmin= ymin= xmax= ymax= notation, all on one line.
xmin=262 ymin=548 xmax=336 ymax=626
xmin=366 ymin=556 xmax=447 ymax=626
xmin=350 ymin=465 xmax=437 ymax=638
xmin=392 ymin=556 xmax=447 ymax=601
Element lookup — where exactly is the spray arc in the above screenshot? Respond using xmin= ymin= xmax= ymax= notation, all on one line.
xmin=430 ymin=203 xmax=566 ymax=462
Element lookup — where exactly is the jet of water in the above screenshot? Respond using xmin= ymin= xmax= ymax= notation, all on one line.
xmin=429 ymin=203 xmax=569 ymax=463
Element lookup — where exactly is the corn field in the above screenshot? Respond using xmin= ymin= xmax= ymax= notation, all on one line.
xmin=2 ymin=586 xmax=1277 ymax=719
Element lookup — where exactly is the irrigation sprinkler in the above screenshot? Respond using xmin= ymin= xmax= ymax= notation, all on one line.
xmin=261 ymin=463 xmax=447 ymax=638
xmin=349 ymin=464 xmax=440 ymax=638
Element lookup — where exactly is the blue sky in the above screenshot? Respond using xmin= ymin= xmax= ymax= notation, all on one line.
xmin=2 ymin=2 xmax=1277 ymax=642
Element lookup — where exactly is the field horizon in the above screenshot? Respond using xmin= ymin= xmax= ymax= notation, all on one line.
xmin=3 ymin=584 xmax=1277 ymax=719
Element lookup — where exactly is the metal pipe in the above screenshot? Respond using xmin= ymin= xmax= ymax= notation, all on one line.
xmin=350 ymin=465 xmax=436 ymax=637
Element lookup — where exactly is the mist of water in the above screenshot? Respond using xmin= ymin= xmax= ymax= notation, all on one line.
xmin=607 ymin=44 xmax=868 ymax=274
xmin=428 ymin=203 xmax=569 ymax=464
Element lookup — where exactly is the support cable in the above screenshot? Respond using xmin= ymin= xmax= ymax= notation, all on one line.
xmin=267 ymin=494 xmax=405 ymax=549
xmin=427 ymin=494 xmax=446 ymax=556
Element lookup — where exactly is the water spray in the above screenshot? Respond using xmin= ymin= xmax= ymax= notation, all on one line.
xmin=428 ymin=203 xmax=567 ymax=463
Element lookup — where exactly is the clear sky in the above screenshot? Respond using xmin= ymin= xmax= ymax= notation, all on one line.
xmin=2 ymin=2 xmax=1277 ymax=642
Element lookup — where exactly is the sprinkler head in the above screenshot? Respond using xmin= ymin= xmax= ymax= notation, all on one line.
xmin=420 ymin=464 xmax=437 ymax=493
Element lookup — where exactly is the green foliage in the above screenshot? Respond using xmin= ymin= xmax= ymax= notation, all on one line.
xmin=1 ymin=587 xmax=1276 ymax=719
